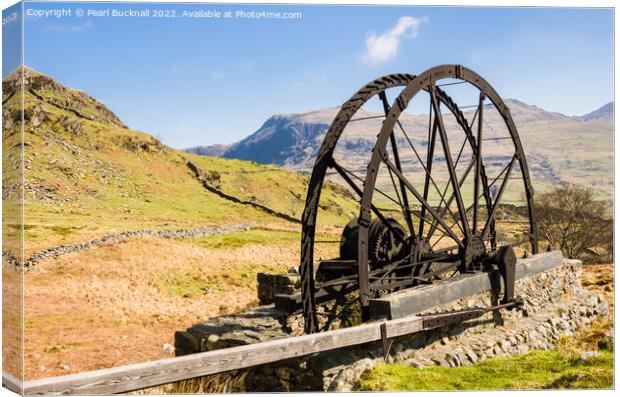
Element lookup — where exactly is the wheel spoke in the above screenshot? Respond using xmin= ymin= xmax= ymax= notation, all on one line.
xmin=379 ymin=91 xmax=416 ymax=239
xmin=469 ymin=103 xmax=480 ymax=130
xmin=420 ymin=105 xmax=437 ymax=236
xmin=426 ymin=133 xmax=470 ymax=239
xmin=429 ymin=85 xmax=471 ymax=239
xmin=368 ymin=254 xmax=454 ymax=286
xmin=472 ymin=93 xmax=485 ymax=234
xmin=487 ymin=159 xmax=513 ymax=189
xmin=334 ymin=162 xmax=450 ymax=237
xmin=382 ymin=157 xmax=464 ymax=247
xmin=386 ymin=163 xmax=406 ymax=217
xmin=481 ymin=154 xmax=516 ymax=238
xmin=349 ymin=115 xmax=385 ymax=123
xmin=427 ymin=157 xmax=476 ymax=240
xmin=330 ymin=159 xmax=407 ymax=245
xmin=394 ymin=114 xmax=464 ymax=236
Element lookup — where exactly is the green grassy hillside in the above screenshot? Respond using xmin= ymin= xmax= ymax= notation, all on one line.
xmin=2 ymin=67 xmax=357 ymax=254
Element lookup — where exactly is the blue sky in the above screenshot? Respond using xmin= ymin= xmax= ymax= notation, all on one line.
xmin=6 ymin=2 xmax=615 ymax=148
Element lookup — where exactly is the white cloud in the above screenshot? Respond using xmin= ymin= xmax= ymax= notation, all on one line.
xmin=362 ymin=16 xmax=427 ymax=65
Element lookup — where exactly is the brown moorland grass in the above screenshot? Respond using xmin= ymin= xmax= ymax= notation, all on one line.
xmin=22 ymin=226 xmax=339 ymax=380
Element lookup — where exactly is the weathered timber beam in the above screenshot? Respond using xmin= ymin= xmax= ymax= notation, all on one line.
xmin=23 ymin=314 xmax=425 ymax=395
xmin=274 ymin=280 xmax=357 ymax=313
xmin=369 ymin=250 xmax=563 ymax=320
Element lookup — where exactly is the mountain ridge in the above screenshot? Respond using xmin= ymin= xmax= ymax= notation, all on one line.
xmin=186 ymin=98 xmax=613 ymax=197
xmin=187 ymin=98 xmax=613 ymax=164
xmin=579 ymin=101 xmax=614 ymax=121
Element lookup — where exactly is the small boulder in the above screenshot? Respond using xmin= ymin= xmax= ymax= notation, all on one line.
xmin=578 ymin=351 xmax=599 ymax=363
xmin=163 ymin=343 xmax=175 ymax=354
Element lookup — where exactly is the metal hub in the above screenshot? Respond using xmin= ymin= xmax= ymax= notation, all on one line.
xmin=411 ymin=238 xmax=431 ymax=263
xmin=461 ymin=235 xmax=486 ymax=271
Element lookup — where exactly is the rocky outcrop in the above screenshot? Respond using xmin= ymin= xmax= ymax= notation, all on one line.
xmin=3 ymin=66 xmax=126 ymax=128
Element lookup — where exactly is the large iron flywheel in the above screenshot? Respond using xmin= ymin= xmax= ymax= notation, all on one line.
xmin=299 ymin=65 xmax=538 ymax=333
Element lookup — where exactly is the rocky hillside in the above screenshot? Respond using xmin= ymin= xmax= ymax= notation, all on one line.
xmin=2 ymin=67 xmax=358 ymax=253
xmin=189 ymin=99 xmax=613 ymax=198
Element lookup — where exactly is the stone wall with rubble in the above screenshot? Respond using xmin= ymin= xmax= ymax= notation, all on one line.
xmin=173 ymin=259 xmax=608 ymax=392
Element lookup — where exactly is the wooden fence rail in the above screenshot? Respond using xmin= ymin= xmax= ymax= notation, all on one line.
xmin=21 ymin=314 xmax=426 ymax=395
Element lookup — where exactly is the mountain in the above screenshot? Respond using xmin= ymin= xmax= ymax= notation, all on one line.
xmin=185 ymin=143 xmax=231 ymax=157
xmin=187 ymin=99 xmax=613 ymax=198
xmin=580 ymin=101 xmax=614 ymax=121
xmin=2 ymin=67 xmax=358 ymax=254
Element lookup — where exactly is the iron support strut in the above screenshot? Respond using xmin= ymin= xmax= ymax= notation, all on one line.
xmin=421 ymin=299 xmax=523 ymax=330
xmin=486 ymin=245 xmax=518 ymax=304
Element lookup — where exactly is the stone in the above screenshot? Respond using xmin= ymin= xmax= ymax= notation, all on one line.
xmin=579 ymin=351 xmax=599 ymax=362
xmin=464 ymin=348 xmax=478 ymax=363
xmin=432 ymin=357 xmax=448 ymax=367
xmin=163 ymin=343 xmax=175 ymax=354
xmin=457 ymin=352 xmax=468 ymax=366
xmin=500 ymin=341 xmax=512 ymax=351
xmin=289 ymin=321 xmax=300 ymax=333
xmin=408 ymin=360 xmax=424 ymax=368
xmin=516 ymin=345 xmax=529 ymax=355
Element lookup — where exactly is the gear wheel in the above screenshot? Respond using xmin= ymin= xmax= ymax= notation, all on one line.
xmin=368 ymin=218 xmax=406 ymax=267
xmin=339 ymin=217 xmax=407 ymax=268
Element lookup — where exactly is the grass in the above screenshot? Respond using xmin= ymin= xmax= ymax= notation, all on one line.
xmin=43 ymin=344 xmax=73 ymax=353
xmin=356 ymin=350 xmax=613 ymax=391
xmin=186 ymin=228 xmax=339 ymax=250
xmin=162 ymin=273 xmax=212 ymax=298
xmin=20 ymin=234 xmax=301 ymax=379
xmin=186 ymin=228 xmax=300 ymax=249
xmin=187 ymin=153 xmax=358 ymax=224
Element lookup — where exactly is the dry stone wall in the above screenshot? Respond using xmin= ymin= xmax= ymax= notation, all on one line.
xmin=174 ymin=258 xmax=608 ymax=392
